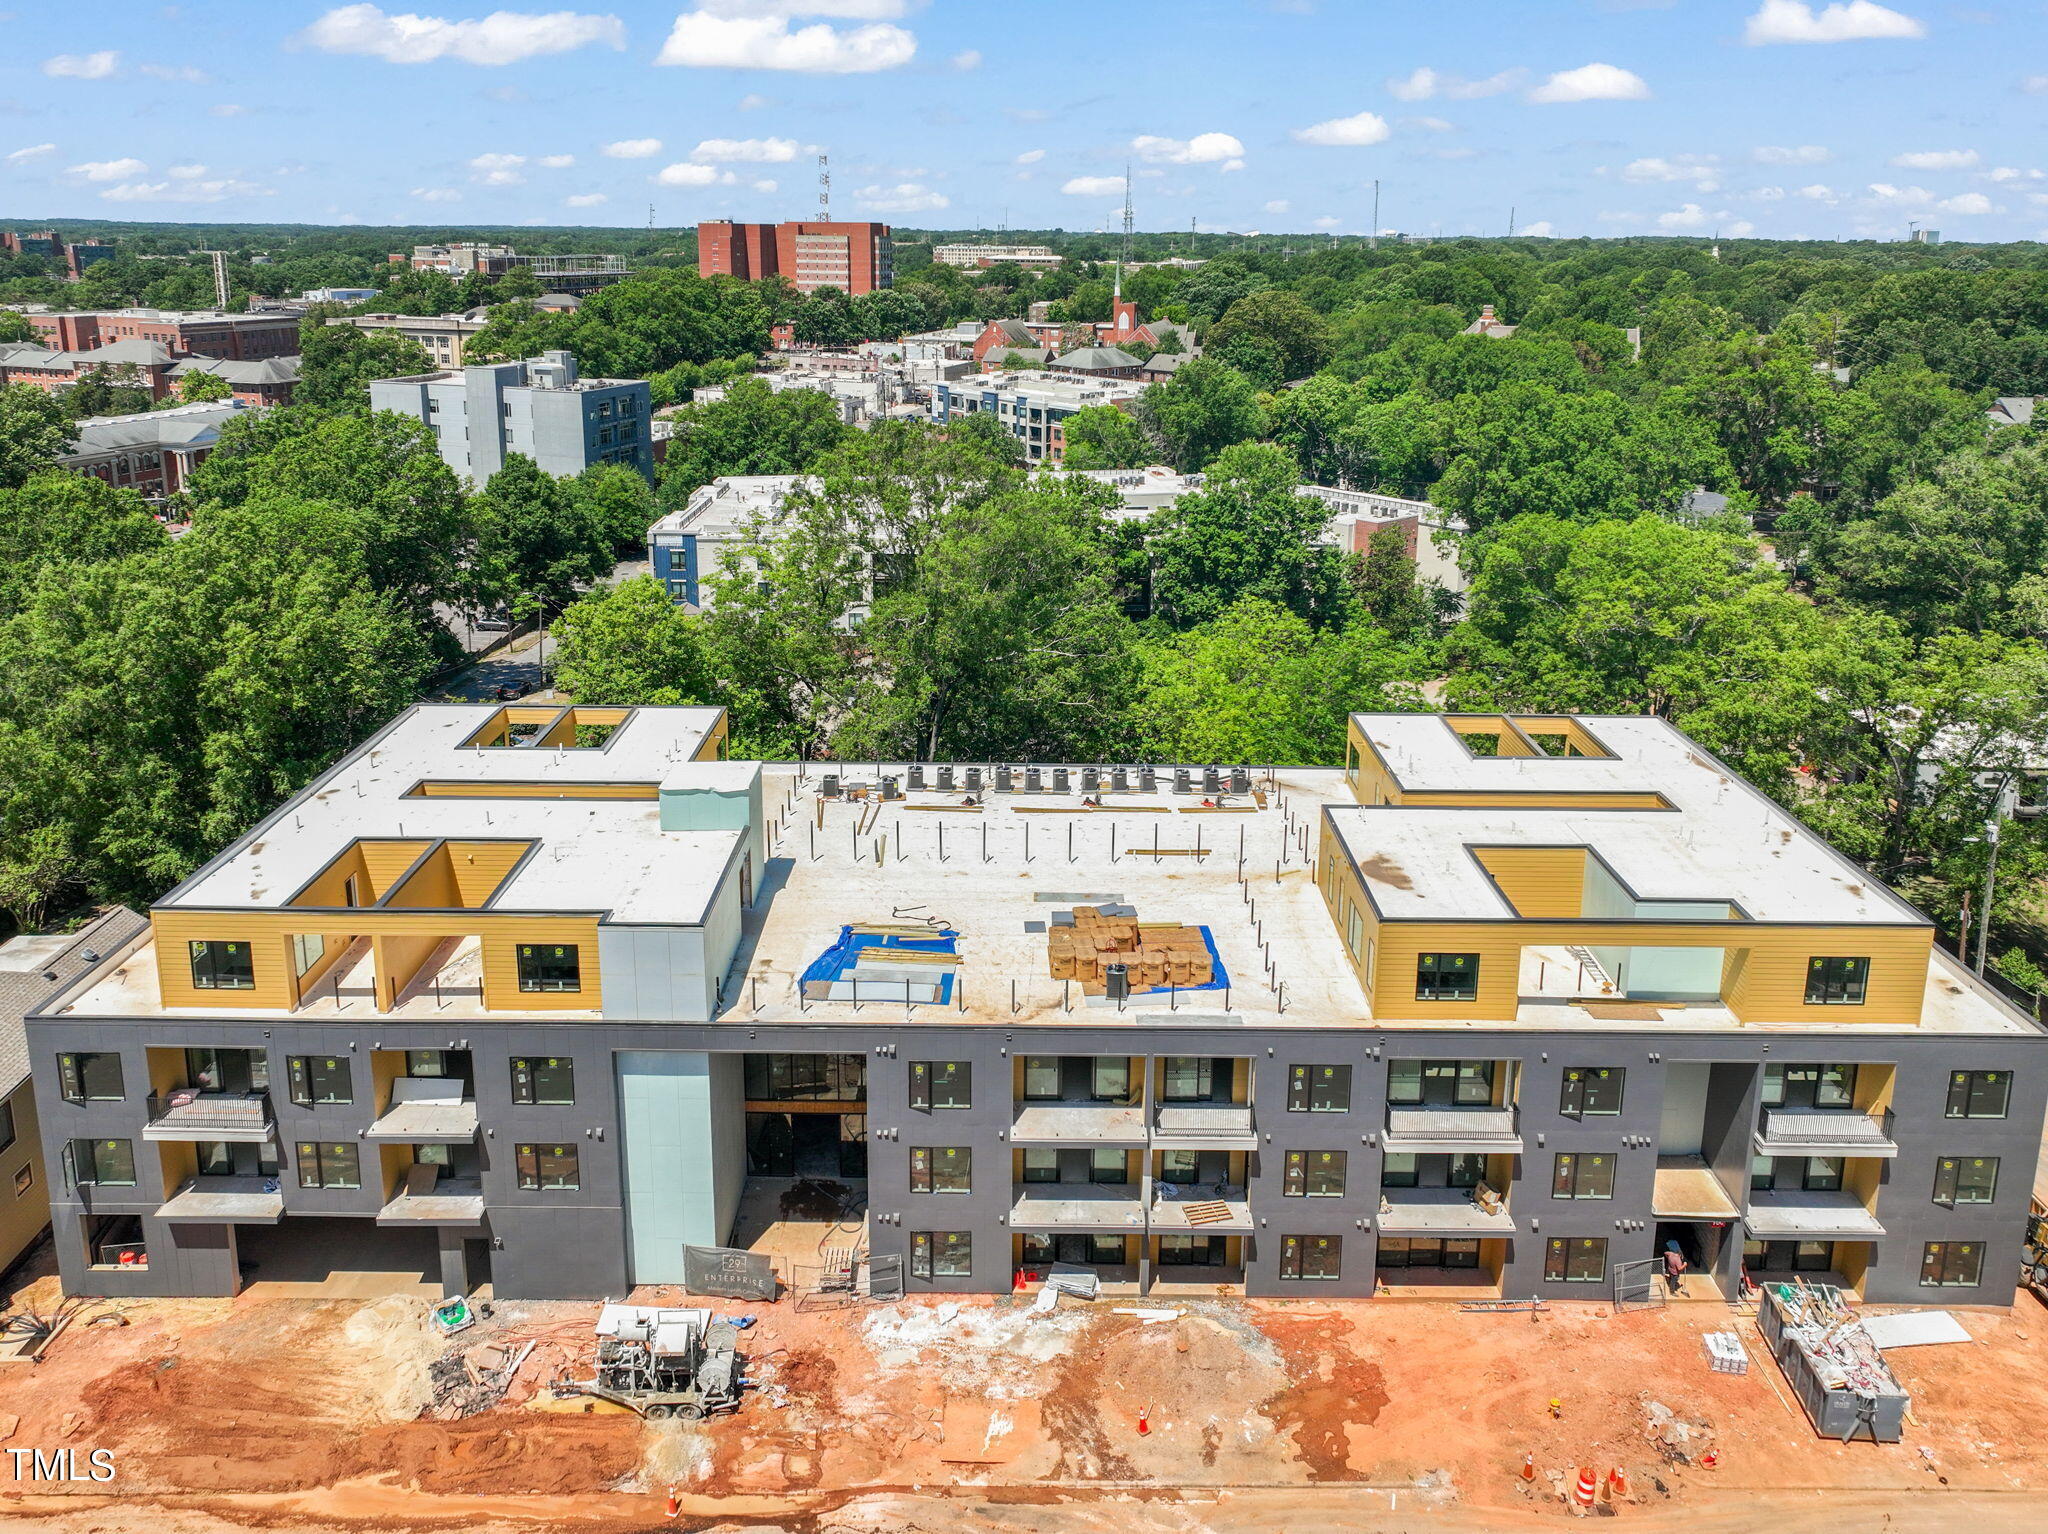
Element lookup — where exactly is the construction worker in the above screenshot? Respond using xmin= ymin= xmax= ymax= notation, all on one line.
xmin=1662 ymin=1239 xmax=1687 ymax=1295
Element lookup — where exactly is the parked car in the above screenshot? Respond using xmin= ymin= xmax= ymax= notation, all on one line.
xmin=494 ymin=680 xmax=534 ymax=701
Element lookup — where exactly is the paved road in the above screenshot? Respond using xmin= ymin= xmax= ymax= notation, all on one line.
xmin=432 ymin=627 xmax=553 ymax=704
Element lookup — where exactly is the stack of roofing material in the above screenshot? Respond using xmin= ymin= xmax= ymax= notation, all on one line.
xmin=801 ymin=923 xmax=960 ymax=1003
xmin=1757 ymin=1282 xmax=1909 ymax=1442
xmin=1045 ymin=904 xmax=1213 ymax=994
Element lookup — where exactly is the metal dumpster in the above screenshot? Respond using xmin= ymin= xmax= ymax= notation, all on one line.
xmin=1756 ymin=1283 xmax=1908 ymax=1443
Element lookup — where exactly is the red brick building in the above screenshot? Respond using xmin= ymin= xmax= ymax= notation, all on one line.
xmin=24 ymin=308 xmax=299 ymax=361
xmin=697 ymin=220 xmax=894 ymax=294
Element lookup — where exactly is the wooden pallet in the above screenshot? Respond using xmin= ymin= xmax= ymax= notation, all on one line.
xmin=1180 ymin=1201 xmax=1233 ymax=1226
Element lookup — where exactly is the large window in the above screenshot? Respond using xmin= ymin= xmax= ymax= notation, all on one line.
xmin=295 ymin=1142 xmax=359 ymax=1189
xmin=1377 ymin=1236 xmax=1480 ymax=1270
xmin=1920 ymin=1241 xmax=1983 ymax=1288
xmin=1448 ymin=1152 xmax=1488 ymax=1188
xmin=1380 ymin=1152 xmax=1419 ymax=1189
xmin=1162 ymin=1057 xmax=1216 ymax=1102
xmin=909 ymin=1061 xmax=971 ymax=1111
xmin=1559 ymin=1067 xmax=1624 ymax=1117
xmin=1287 ymin=1064 xmax=1351 ymax=1113
xmin=1803 ymin=956 xmax=1868 ymax=1005
xmin=910 ymin=1146 xmax=971 ymax=1194
xmin=1551 ymin=1152 xmax=1615 ymax=1200
xmin=286 ymin=1056 xmax=352 ymax=1106
xmin=515 ymin=1143 xmax=580 ymax=1190
xmin=188 ymin=940 xmax=255 ymax=990
xmin=1283 ymin=1149 xmax=1346 ymax=1198
xmin=1021 ymin=1148 xmax=1059 ymax=1183
xmin=1387 ymin=1059 xmax=1494 ymax=1107
xmin=1091 ymin=1057 xmax=1131 ymax=1101
xmin=1415 ymin=952 xmax=1480 ymax=1001
xmin=1944 ymin=1070 xmax=2010 ymax=1120
xmin=511 ymin=1056 xmax=575 ymax=1105
xmin=58 ymin=1052 xmax=125 ymax=1104
xmin=1543 ymin=1236 xmax=1608 ymax=1284
xmin=292 ymin=933 xmax=327 ymax=976
xmin=70 ymin=1139 xmax=136 ymax=1187
xmin=1279 ymin=1234 xmax=1341 ymax=1280
xmin=1158 ymin=1149 xmax=1200 ymax=1185
xmin=1763 ymin=1063 xmax=1858 ymax=1110
xmin=1022 ymin=1056 xmax=1060 ymax=1100
xmin=0 ymin=1100 xmax=12 ymax=1158
xmin=1158 ymin=1234 xmax=1225 ymax=1267
xmin=1751 ymin=1156 xmax=1843 ymax=1192
xmin=1089 ymin=1148 xmax=1129 ymax=1185
xmin=516 ymin=943 xmax=582 ymax=992
xmin=911 ymin=1230 xmax=971 ymax=1279
xmin=1933 ymin=1155 xmax=1998 ymax=1206
xmin=744 ymin=1054 xmax=864 ymax=1102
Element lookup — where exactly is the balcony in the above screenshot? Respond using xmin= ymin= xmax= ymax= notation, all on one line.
xmin=1150 ymin=1183 xmax=1252 ymax=1232
xmin=1009 ymin=1184 xmax=1146 ymax=1231
xmin=1745 ymin=1190 xmax=1885 ymax=1240
xmin=378 ymin=1168 xmax=485 ymax=1227
xmin=143 ymin=1090 xmax=276 ymax=1143
xmin=1652 ymin=1156 xmax=1741 ymax=1219
xmin=1382 ymin=1104 xmax=1523 ymax=1155
xmin=1150 ymin=1102 xmax=1257 ymax=1151
xmin=1376 ymin=1187 xmax=1515 ymax=1237
xmin=1010 ymin=1101 xmax=1148 ymax=1146
xmin=365 ymin=1079 xmax=479 ymax=1144
xmin=1754 ymin=1107 xmax=1897 ymax=1160
xmin=156 ymin=1174 xmax=285 ymax=1224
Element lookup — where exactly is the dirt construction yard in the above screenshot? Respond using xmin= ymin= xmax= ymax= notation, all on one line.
xmin=3 ymin=1259 xmax=2048 ymax=1534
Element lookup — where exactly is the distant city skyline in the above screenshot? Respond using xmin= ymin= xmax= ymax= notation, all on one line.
xmin=2 ymin=1 xmax=2044 ymax=241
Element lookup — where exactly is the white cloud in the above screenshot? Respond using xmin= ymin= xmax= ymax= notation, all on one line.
xmin=752 ymin=177 xmax=777 ymax=191
xmin=1891 ymin=148 xmax=1978 ymax=170
xmin=138 ymin=63 xmax=208 ymax=82
xmin=655 ymin=10 xmax=916 ymax=72
xmin=949 ymin=48 xmax=980 ymax=71
xmin=298 ymin=4 xmax=625 ymax=65
xmin=1939 ymin=191 xmax=1993 ymax=214
xmin=539 ymin=153 xmax=575 ymax=168
xmin=1291 ymin=110 xmax=1390 ymax=147
xmin=603 ymin=137 xmax=663 ymax=158
xmin=210 ymin=103 xmax=249 ymax=117
xmin=2023 ymin=75 xmax=2048 ymax=94
xmin=1384 ymin=65 xmax=1520 ymax=101
xmin=168 ymin=163 xmax=208 ymax=178
xmin=1982 ymin=166 xmax=2043 ymax=184
xmin=1755 ymin=144 xmax=1830 ymax=164
xmin=42 ymin=50 xmax=119 ymax=79
xmin=1312 ymin=215 xmax=1341 ymax=228
xmin=691 ymin=135 xmax=800 ymax=162
xmin=1014 ymin=148 xmax=1045 ymax=165
xmin=67 ymin=157 xmax=147 ymax=182
xmin=1744 ymin=1 xmax=1923 ymax=44
xmin=1754 ymin=185 xmax=1786 ymax=200
xmin=1406 ymin=115 xmax=1455 ymax=132
xmin=698 ymin=0 xmax=909 ymax=13
xmin=1062 ymin=174 xmax=1126 ymax=196
xmin=4 ymin=143 xmax=57 ymax=164
xmin=565 ymin=191 xmax=608 ymax=206
xmin=856 ymin=180 xmax=948 ymax=213
xmin=469 ymin=151 xmax=527 ymax=185
xmin=1131 ymin=132 xmax=1244 ymax=165
xmin=1866 ymin=181 xmax=1933 ymax=203
xmin=101 ymin=176 xmax=269 ymax=204
xmin=1798 ymin=183 xmax=1839 ymax=202
xmin=1264 ymin=198 xmax=1290 ymax=213
xmin=738 ymin=91 xmax=773 ymax=108
xmin=655 ymin=161 xmax=727 ymax=185
xmin=1520 ymin=219 xmax=1555 ymax=236
xmin=412 ymin=185 xmax=463 ymax=201
xmin=1618 ymin=153 xmax=1721 ymax=189
xmin=1657 ymin=202 xmax=1709 ymax=229
xmin=1528 ymin=63 xmax=1651 ymax=103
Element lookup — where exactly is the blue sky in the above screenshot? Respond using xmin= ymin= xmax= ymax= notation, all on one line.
xmin=2 ymin=1 xmax=2045 ymax=239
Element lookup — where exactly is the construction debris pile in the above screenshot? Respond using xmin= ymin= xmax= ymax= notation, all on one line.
xmin=428 ymin=1338 xmax=537 ymax=1420
xmin=1046 ymin=903 xmax=1215 ymax=996
xmin=1757 ymin=1282 xmax=1909 ymax=1442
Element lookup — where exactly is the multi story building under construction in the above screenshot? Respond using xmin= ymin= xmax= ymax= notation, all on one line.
xmin=26 ymin=708 xmax=2043 ymax=1306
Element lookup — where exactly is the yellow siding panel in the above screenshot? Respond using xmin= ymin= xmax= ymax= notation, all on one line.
xmin=1470 ymin=847 xmax=1587 ymax=918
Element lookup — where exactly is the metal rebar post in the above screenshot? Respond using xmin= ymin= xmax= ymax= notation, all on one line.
xmin=938 ymin=822 xmax=946 ymax=862
xmin=751 ymin=977 xmax=760 ymax=1012
xmin=1064 ymin=979 xmax=1071 ymax=1012
xmin=853 ymin=823 xmax=859 ymax=863
xmin=983 ymin=823 xmax=990 ymax=863
xmin=1067 ymin=822 xmax=1074 ymax=863
xmin=1277 ymin=980 xmax=1288 ymax=1014
xmin=1011 ymin=978 xmax=1019 ymax=1015
xmin=1025 ymin=822 xmax=1031 ymax=862
xmin=810 ymin=823 xmax=817 ymax=861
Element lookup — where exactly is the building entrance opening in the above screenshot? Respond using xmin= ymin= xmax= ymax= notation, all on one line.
xmin=1653 ymin=1220 xmax=1726 ymax=1298
xmin=734 ymin=1052 xmax=870 ymax=1278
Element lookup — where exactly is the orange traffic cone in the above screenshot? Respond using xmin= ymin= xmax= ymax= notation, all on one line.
xmin=1609 ymin=1467 xmax=1631 ymax=1499
xmin=1520 ymin=1452 xmax=1537 ymax=1484
xmin=1700 ymin=1447 xmax=1720 ymax=1470
xmin=665 ymin=1487 xmax=681 ymax=1518
xmin=1137 ymin=1406 xmax=1151 ymax=1436
xmin=1573 ymin=1467 xmax=1597 ymax=1508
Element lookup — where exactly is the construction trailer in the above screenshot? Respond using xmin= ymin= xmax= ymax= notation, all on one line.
xmin=1756 ymin=1283 xmax=1908 ymax=1443
xmin=555 ymin=1304 xmax=742 ymax=1420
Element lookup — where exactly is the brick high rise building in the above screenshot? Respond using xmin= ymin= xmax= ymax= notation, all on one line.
xmin=697 ymin=220 xmax=894 ymax=295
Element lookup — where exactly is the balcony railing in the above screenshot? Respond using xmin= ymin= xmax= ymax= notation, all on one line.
xmin=1376 ymin=1186 xmax=1514 ymax=1236
xmin=1744 ymin=1189 xmax=1885 ymax=1240
xmin=143 ymin=1089 xmax=276 ymax=1143
xmin=1150 ymin=1102 xmax=1257 ymax=1149
xmin=1754 ymin=1106 xmax=1898 ymax=1159
xmin=1150 ymin=1183 xmax=1252 ymax=1231
xmin=1382 ymin=1102 xmax=1523 ymax=1153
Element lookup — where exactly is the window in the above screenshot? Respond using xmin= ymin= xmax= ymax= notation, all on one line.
xmin=1158 ymin=1149 xmax=1200 ymax=1185
xmin=14 ymin=1165 xmax=31 ymax=1197
xmin=0 ymin=1100 xmax=12 ymax=1157
xmin=515 ymin=1143 xmax=580 ymax=1190
xmin=1763 ymin=1062 xmax=1858 ymax=1109
xmin=1283 ymin=1149 xmax=1346 ymax=1198
xmin=1089 ymin=1148 xmax=1129 ymax=1185
xmin=1023 ymin=1056 xmax=1060 ymax=1100
xmin=295 ymin=1142 xmax=359 ymax=1189
xmin=1380 ymin=1152 xmax=1419 ymax=1189
xmin=1087 ymin=1234 xmax=1128 ymax=1264
xmin=58 ymin=1052 xmax=124 ymax=1104
xmin=1448 ymin=1152 xmax=1488 ymax=1188
xmin=188 ymin=940 xmax=255 ymax=990
xmin=414 ymin=1143 xmax=451 ymax=1168
xmin=292 ymin=934 xmax=326 ymax=976
xmin=911 ymin=1230 xmax=971 ymax=1279
xmin=1021 ymin=1148 xmax=1060 ymax=1183
xmin=1800 ymin=1156 xmax=1844 ymax=1192
xmin=511 ymin=1057 xmax=575 ymax=1105
xmin=1287 ymin=1064 xmax=1351 ymax=1113
xmin=1020 ymin=1233 xmax=1055 ymax=1266
xmin=1750 ymin=1154 xmax=1776 ymax=1191
xmin=1387 ymin=1061 xmax=1423 ymax=1105
xmin=1543 ymin=1236 xmax=1608 ymax=1283
xmin=1279 ymin=1234 xmax=1341 ymax=1280
xmin=1378 ymin=1236 xmax=1481 ymax=1270
xmin=910 ymin=1146 xmax=971 ymax=1194
xmin=1162 ymin=1057 xmax=1215 ymax=1101
xmin=1560 ymin=1067 xmax=1624 ymax=1117
xmin=1944 ymin=1070 xmax=2010 ymax=1120
xmin=743 ymin=1054 xmax=864 ymax=1101
xmin=1091 ymin=1057 xmax=1130 ymax=1101
xmin=407 ymin=1050 xmax=459 ymax=1079
xmin=186 ymin=1047 xmax=265 ymax=1094
xmin=909 ymin=1061 xmax=971 ymax=1110
xmin=1552 ymin=1152 xmax=1615 ymax=1200
xmin=1159 ymin=1234 xmax=1224 ymax=1266
xmin=1345 ymin=905 xmax=1365 ymax=959
xmin=1933 ymin=1155 xmax=1998 ymax=1206
xmin=516 ymin=944 xmax=582 ymax=992
xmin=1415 ymin=952 xmax=1479 ymax=1001
xmin=1920 ymin=1241 xmax=1983 ymax=1288
xmin=70 ymin=1139 xmax=136 ymax=1187
xmin=1803 ymin=956 xmax=1868 ymax=1005
xmin=286 ymin=1056 xmax=352 ymax=1106
xmin=1389 ymin=1059 xmax=1493 ymax=1107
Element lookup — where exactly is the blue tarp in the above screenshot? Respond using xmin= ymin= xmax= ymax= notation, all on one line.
xmin=801 ymin=925 xmax=959 ymax=1002
xmin=1131 ymin=923 xmax=1230 ymax=996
